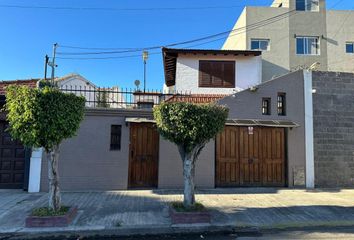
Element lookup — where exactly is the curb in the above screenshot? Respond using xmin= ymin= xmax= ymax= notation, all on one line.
xmin=0 ymin=224 xmax=258 ymax=240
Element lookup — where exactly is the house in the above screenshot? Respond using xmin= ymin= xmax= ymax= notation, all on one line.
xmin=31 ymin=48 xmax=327 ymax=191
xmin=222 ymin=0 xmax=354 ymax=81
xmin=162 ymin=48 xmax=262 ymax=94
xmin=3 ymin=48 xmax=354 ymax=192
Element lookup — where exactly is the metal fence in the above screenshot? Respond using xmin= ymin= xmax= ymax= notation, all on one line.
xmin=59 ymin=85 xmax=190 ymax=109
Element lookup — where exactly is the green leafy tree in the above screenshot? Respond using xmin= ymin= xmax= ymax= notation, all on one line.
xmin=5 ymin=86 xmax=85 ymax=211
xmin=153 ymin=102 xmax=228 ymax=208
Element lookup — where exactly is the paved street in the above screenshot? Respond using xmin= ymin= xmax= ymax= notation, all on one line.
xmin=1 ymin=188 xmax=354 ymax=238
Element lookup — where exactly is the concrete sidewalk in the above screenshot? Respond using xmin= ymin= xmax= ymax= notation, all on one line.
xmin=1 ymin=188 xmax=354 ymax=237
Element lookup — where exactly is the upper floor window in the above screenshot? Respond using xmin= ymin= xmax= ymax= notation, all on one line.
xmin=262 ymin=98 xmax=271 ymax=115
xmin=346 ymin=42 xmax=354 ymax=53
xmin=296 ymin=0 xmax=319 ymax=11
xmin=296 ymin=36 xmax=320 ymax=55
xmin=277 ymin=93 xmax=286 ymax=116
xmin=199 ymin=61 xmax=235 ymax=88
xmin=251 ymin=39 xmax=270 ymax=51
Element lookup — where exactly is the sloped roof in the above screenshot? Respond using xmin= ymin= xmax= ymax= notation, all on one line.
xmin=0 ymin=79 xmax=39 ymax=95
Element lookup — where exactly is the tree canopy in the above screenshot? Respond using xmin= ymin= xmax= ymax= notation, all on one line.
xmin=5 ymin=86 xmax=86 ymax=152
xmin=153 ymin=102 xmax=229 ymax=153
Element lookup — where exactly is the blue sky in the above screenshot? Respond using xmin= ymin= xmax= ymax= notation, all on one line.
xmin=0 ymin=0 xmax=351 ymax=90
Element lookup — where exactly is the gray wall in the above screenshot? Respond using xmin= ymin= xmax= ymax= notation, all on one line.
xmin=40 ymin=109 xmax=152 ymax=191
xmin=312 ymin=71 xmax=354 ymax=187
xmin=158 ymin=139 xmax=215 ymax=189
xmin=40 ymin=108 xmax=216 ymax=191
xmin=218 ymin=70 xmax=307 ymax=186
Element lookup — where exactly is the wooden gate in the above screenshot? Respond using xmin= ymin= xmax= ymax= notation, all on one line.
xmin=128 ymin=123 xmax=159 ymax=188
xmin=216 ymin=126 xmax=285 ymax=187
xmin=0 ymin=121 xmax=26 ymax=189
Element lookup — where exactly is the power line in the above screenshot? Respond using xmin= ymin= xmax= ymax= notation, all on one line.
xmin=56 ymin=52 xmax=161 ymax=60
xmin=57 ymin=8 xmax=299 ymax=56
xmin=0 ymin=4 xmax=247 ymax=11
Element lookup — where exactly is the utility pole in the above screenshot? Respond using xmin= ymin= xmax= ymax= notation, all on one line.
xmin=142 ymin=50 xmax=148 ymax=93
xmin=48 ymin=43 xmax=58 ymax=85
xmin=44 ymin=55 xmax=49 ymax=81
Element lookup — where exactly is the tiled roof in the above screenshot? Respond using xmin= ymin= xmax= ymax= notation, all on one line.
xmin=0 ymin=79 xmax=39 ymax=95
xmin=165 ymin=94 xmax=227 ymax=104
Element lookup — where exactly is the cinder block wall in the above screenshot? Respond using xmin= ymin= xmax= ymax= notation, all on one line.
xmin=313 ymin=71 xmax=354 ymax=187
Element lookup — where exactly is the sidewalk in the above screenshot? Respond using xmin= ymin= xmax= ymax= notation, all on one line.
xmin=1 ymin=188 xmax=354 ymax=238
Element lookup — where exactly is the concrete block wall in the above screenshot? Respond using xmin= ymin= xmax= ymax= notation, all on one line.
xmin=312 ymin=71 xmax=354 ymax=187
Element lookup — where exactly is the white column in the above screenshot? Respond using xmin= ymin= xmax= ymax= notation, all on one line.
xmin=304 ymin=70 xmax=315 ymax=189
xmin=28 ymin=148 xmax=43 ymax=193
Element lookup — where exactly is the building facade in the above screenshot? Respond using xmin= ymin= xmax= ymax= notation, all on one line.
xmin=222 ymin=0 xmax=354 ymax=81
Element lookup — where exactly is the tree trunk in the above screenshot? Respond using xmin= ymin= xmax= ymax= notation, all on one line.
xmin=47 ymin=145 xmax=61 ymax=212
xmin=183 ymin=154 xmax=195 ymax=208
xmin=178 ymin=143 xmax=206 ymax=208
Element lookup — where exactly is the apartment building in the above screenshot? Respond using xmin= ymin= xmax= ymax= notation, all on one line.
xmin=222 ymin=0 xmax=354 ymax=81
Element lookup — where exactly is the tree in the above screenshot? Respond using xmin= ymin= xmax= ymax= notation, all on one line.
xmin=5 ymin=86 xmax=85 ymax=211
xmin=96 ymin=88 xmax=110 ymax=108
xmin=153 ymin=102 xmax=228 ymax=208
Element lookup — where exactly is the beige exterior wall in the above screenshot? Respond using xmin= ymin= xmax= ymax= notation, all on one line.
xmin=288 ymin=0 xmax=328 ymax=72
xmin=158 ymin=139 xmax=215 ymax=189
xmin=247 ymin=7 xmax=290 ymax=81
xmin=326 ymin=10 xmax=354 ymax=72
xmin=222 ymin=8 xmax=247 ymax=50
xmin=218 ymin=70 xmax=307 ymax=187
xmin=222 ymin=0 xmax=354 ymax=81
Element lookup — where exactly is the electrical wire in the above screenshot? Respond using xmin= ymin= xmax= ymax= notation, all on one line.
xmin=57 ymin=8 xmax=299 ymax=56
xmin=0 ymin=4 xmax=250 ymax=11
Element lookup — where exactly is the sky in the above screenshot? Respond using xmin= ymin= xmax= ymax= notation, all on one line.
xmin=0 ymin=0 xmax=351 ymax=90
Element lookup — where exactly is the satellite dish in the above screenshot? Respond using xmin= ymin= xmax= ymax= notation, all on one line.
xmin=134 ymin=79 xmax=141 ymax=89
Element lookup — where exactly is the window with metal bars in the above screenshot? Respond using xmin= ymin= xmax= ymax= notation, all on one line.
xmin=262 ymin=98 xmax=271 ymax=115
xmin=110 ymin=125 xmax=122 ymax=150
xmin=277 ymin=93 xmax=286 ymax=116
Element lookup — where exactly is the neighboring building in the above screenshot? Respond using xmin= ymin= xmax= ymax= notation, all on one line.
xmin=222 ymin=0 xmax=354 ymax=81
xmin=57 ymin=73 xmax=125 ymax=108
xmin=162 ymin=48 xmax=262 ymax=94
xmin=56 ymin=73 xmax=98 ymax=108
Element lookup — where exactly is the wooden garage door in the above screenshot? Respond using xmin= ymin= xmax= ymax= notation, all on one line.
xmin=128 ymin=123 xmax=159 ymax=189
xmin=216 ymin=126 xmax=285 ymax=187
xmin=0 ymin=121 xmax=26 ymax=189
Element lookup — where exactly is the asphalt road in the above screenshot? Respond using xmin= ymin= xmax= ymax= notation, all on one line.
xmin=3 ymin=228 xmax=354 ymax=240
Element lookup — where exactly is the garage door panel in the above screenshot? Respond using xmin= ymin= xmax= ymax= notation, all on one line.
xmin=216 ymin=126 xmax=285 ymax=187
xmin=262 ymin=128 xmax=285 ymax=186
xmin=0 ymin=121 xmax=26 ymax=189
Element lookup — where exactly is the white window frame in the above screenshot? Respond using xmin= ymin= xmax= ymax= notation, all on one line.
xmin=346 ymin=42 xmax=354 ymax=54
xmin=296 ymin=36 xmax=320 ymax=56
xmin=296 ymin=0 xmax=319 ymax=12
xmin=250 ymin=39 xmax=270 ymax=51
